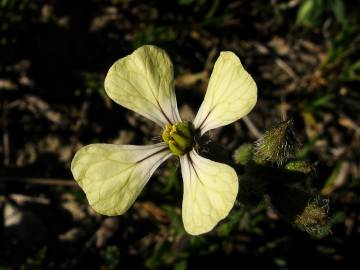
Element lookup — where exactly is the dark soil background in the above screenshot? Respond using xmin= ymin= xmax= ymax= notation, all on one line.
xmin=0 ymin=0 xmax=359 ymax=269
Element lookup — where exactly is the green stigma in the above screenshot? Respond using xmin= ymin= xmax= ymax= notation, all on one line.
xmin=162 ymin=121 xmax=195 ymax=156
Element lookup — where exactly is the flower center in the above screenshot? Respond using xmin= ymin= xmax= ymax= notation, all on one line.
xmin=162 ymin=122 xmax=195 ymax=156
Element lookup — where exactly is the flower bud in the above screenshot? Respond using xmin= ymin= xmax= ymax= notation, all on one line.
xmin=254 ymin=119 xmax=299 ymax=166
xmin=268 ymin=185 xmax=330 ymax=236
xmin=233 ymin=144 xmax=253 ymax=165
xmin=282 ymin=160 xmax=313 ymax=183
xmin=285 ymin=160 xmax=312 ymax=174
xmin=294 ymin=198 xmax=330 ymax=236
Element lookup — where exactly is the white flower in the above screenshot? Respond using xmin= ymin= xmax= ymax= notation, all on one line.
xmin=71 ymin=45 xmax=257 ymax=235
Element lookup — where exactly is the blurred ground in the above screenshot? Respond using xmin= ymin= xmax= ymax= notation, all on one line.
xmin=0 ymin=0 xmax=359 ymax=269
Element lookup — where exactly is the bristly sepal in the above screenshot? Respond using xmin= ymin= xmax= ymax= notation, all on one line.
xmin=254 ymin=119 xmax=299 ymax=166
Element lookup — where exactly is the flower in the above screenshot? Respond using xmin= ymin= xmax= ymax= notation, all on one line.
xmin=71 ymin=45 xmax=257 ymax=235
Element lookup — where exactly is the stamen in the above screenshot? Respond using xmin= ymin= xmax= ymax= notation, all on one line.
xmin=162 ymin=122 xmax=195 ymax=156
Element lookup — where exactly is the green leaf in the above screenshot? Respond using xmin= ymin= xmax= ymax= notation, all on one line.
xmin=331 ymin=0 xmax=346 ymax=25
xmin=296 ymin=0 xmax=325 ymax=28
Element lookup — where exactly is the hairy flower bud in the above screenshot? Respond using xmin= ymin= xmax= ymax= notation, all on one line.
xmin=254 ymin=119 xmax=299 ymax=166
xmin=294 ymin=198 xmax=330 ymax=236
xmin=269 ymin=185 xmax=330 ymax=236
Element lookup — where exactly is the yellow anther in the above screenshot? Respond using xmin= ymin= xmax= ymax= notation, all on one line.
xmin=161 ymin=122 xmax=195 ymax=156
xmin=170 ymin=125 xmax=177 ymax=134
xmin=165 ymin=124 xmax=172 ymax=132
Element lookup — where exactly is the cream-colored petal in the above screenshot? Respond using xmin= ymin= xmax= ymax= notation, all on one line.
xmin=193 ymin=51 xmax=257 ymax=135
xmin=104 ymin=45 xmax=181 ymax=126
xmin=71 ymin=143 xmax=172 ymax=215
xmin=180 ymin=150 xmax=238 ymax=235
